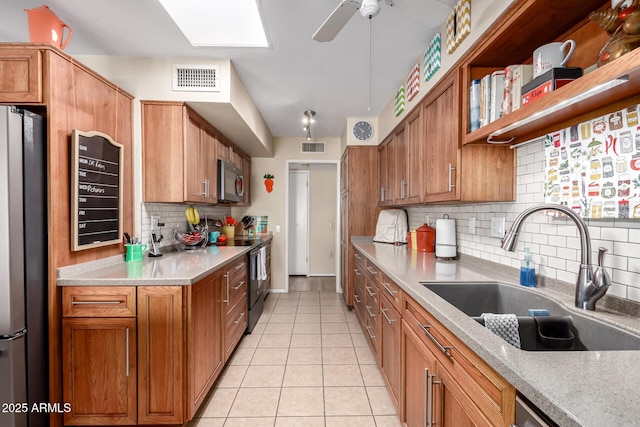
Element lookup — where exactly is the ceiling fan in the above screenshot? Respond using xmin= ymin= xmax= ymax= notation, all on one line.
xmin=312 ymin=0 xmax=453 ymax=43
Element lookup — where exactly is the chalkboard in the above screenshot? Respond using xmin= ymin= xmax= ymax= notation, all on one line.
xmin=71 ymin=130 xmax=123 ymax=251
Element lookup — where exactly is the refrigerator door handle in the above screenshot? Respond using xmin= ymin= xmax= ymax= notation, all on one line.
xmin=0 ymin=328 xmax=27 ymax=341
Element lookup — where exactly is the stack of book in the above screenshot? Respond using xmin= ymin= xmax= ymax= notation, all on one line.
xmin=469 ymin=64 xmax=533 ymax=132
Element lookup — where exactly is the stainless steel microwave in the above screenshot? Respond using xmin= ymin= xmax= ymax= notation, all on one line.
xmin=218 ymin=159 xmax=244 ymax=202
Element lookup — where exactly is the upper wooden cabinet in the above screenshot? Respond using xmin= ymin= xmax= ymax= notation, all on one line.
xmin=142 ymin=101 xmax=218 ymax=204
xmin=461 ymin=0 xmax=633 ymax=145
xmin=142 ymin=101 xmax=251 ymax=205
xmin=0 ymin=48 xmax=42 ymax=103
xmin=380 ymin=70 xmax=516 ymax=206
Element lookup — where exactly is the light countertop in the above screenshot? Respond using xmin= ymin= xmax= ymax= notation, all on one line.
xmin=57 ymin=242 xmax=264 ymax=286
xmin=351 ymin=236 xmax=640 ymax=427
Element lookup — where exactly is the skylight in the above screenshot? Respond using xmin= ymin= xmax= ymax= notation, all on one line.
xmin=158 ymin=0 xmax=269 ymax=47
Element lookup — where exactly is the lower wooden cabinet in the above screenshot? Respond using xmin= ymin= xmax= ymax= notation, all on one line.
xmin=351 ymin=249 xmax=516 ymax=427
xmin=62 ymin=318 xmax=137 ymax=426
xmin=61 ymin=256 xmax=249 ymax=426
xmin=137 ymin=286 xmax=185 ymax=425
xmin=379 ymin=294 xmax=401 ymax=410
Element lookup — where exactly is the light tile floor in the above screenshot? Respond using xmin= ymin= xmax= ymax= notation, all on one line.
xmin=189 ymin=290 xmax=402 ymax=427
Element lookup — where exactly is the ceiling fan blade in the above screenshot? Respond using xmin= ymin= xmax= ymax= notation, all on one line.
xmin=312 ymin=0 xmax=361 ymax=42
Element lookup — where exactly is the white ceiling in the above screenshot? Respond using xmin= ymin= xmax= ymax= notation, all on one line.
xmin=1 ymin=0 xmax=454 ymax=140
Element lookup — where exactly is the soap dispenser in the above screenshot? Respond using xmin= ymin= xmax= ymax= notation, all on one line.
xmin=520 ymin=247 xmax=537 ymax=287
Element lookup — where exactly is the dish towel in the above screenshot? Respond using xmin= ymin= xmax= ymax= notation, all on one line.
xmin=480 ymin=313 xmax=521 ymax=349
xmin=257 ymin=246 xmax=267 ymax=280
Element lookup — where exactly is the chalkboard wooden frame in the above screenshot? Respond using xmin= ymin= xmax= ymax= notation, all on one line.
xmin=71 ymin=130 xmax=124 ymax=251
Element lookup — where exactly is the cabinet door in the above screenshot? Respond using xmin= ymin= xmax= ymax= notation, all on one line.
xmin=188 ymin=272 xmax=224 ymax=417
xmin=0 ymin=48 xmax=42 ymax=103
xmin=202 ymin=129 xmax=219 ymax=204
xmin=63 ymin=318 xmax=136 ymax=426
xmin=380 ymin=295 xmax=401 ymax=410
xmin=423 ymin=74 xmax=461 ymax=202
xmin=394 ymin=125 xmax=407 ymax=203
xmin=404 ymin=108 xmax=423 ymax=204
xmin=185 ymin=116 xmax=206 ymax=203
xmin=138 ymin=286 xmax=185 ymax=424
xmin=378 ymin=137 xmax=394 ymax=205
xmin=402 ymin=318 xmax=434 ymax=427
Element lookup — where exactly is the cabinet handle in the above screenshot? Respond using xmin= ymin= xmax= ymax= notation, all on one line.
xmin=426 ymin=369 xmax=441 ymax=426
xmin=381 ymin=282 xmax=397 ymax=296
xmin=366 ymin=266 xmax=377 ymax=275
xmin=234 ymin=312 xmax=246 ymax=324
xmin=419 ymin=323 xmax=453 ymax=358
xmin=223 ymin=273 xmax=230 ymax=304
xmin=205 ymin=179 xmax=210 ymax=197
xmin=381 ymin=307 xmax=395 ymax=324
xmin=354 ymin=294 xmax=361 ymax=303
xmin=400 ymin=180 xmax=405 ymax=199
xmin=380 ymin=187 xmax=386 ymax=202
xmin=365 ymin=305 xmax=377 ymax=318
xmin=448 ymin=163 xmax=457 ymax=192
xmin=233 ymin=280 xmax=245 ymax=290
xmin=354 ymin=253 xmax=363 ymax=259
xmin=235 ymin=262 xmax=246 ymax=271
xmin=365 ymin=286 xmax=376 ymax=298
xmin=365 ymin=324 xmax=376 ymax=339
xmin=424 ymin=368 xmax=430 ymax=427
xmin=71 ymin=300 xmax=122 ymax=305
xmin=353 ymin=268 xmax=362 ymax=276
xmin=125 ymin=327 xmax=130 ymax=377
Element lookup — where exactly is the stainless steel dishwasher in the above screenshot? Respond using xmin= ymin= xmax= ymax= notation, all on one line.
xmin=247 ymin=243 xmax=267 ymax=333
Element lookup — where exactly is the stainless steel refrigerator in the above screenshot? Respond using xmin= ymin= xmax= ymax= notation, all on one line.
xmin=1 ymin=106 xmax=48 ymax=427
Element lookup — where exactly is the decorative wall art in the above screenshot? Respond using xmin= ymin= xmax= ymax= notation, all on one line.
xmin=446 ymin=0 xmax=471 ymax=54
xmin=394 ymin=85 xmax=405 ymax=117
xmin=406 ymin=63 xmax=420 ymax=102
xmin=424 ymin=33 xmax=441 ymax=82
xmin=544 ymin=104 xmax=640 ymax=219
xmin=263 ymin=174 xmax=274 ymax=193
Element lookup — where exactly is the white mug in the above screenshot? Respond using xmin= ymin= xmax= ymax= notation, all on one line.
xmin=533 ymin=40 xmax=576 ymax=78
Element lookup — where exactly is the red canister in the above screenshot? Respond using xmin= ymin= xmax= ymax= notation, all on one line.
xmin=416 ymin=224 xmax=436 ymax=252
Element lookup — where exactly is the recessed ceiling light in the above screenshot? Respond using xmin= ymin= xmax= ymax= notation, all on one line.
xmin=158 ymin=0 xmax=270 ymax=47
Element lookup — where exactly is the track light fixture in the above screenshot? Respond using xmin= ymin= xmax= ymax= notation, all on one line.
xmin=302 ymin=110 xmax=316 ymax=140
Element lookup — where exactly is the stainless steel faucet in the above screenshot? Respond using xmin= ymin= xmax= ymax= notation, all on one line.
xmin=501 ymin=204 xmax=610 ymax=310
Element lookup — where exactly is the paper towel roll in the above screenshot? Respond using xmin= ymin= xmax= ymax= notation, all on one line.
xmin=435 ymin=218 xmax=457 ymax=258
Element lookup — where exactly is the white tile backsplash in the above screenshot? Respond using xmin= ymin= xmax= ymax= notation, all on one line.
xmin=407 ymin=140 xmax=640 ymax=304
xmin=141 ymin=203 xmax=231 ymax=249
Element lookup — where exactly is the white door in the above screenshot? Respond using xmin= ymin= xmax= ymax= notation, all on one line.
xmin=288 ymin=170 xmax=309 ymax=275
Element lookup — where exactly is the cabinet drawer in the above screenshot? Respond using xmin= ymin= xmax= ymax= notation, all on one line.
xmin=226 ymin=269 xmax=247 ymax=314
xmin=225 ymin=298 xmax=247 ymax=360
xmin=364 ymin=259 xmax=382 ymax=283
xmin=378 ymin=274 xmax=403 ymax=312
xmin=228 ymin=258 xmax=247 ymax=281
xmin=404 ymin=296 xmax=515 ymax=427
xmin=62 ymin=286 xmax=136 ymax=317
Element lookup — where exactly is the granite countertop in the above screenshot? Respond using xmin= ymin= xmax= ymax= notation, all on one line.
xmin=57 ymin=236 xmax=271 ymax=286
xmin=351 ymin=236 xmax=640 ymax=427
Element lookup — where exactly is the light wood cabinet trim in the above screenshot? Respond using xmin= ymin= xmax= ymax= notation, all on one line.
xmin=62 ymin=317 xmax=137 ymax=426
xmin=137 ymin=286 xmax=185 ymax=425
xmin=0 ymin=48 xmax=42 ymax=103
xmin=224 ymin=297 xmax=248 ymax=361
xmin=62 ymin=286 xmax=136 ymax=317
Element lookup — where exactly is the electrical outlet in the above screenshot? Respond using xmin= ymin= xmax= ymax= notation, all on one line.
xmin=491 ymin=217 xmax=506 ymax=238
xmin=469 ymin=217 xmax=476 ymax=234
xmin=151 ymin=215 xmax=161 ymax=231
xmin=426 ymin=215 xmax=431 ymax=226
xmin=275 ymin=225 xmax=281 ymax=233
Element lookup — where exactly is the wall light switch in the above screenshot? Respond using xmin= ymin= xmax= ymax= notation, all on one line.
xmin=468 ymin=217 xmax=476 ymax=234
xmin=491 ymin=217 xmax=506 ymax=238
xmin=151 ymin=216 xmax=161 ymax=231
xmin=275 ymin=225 xmax=281 ymax=233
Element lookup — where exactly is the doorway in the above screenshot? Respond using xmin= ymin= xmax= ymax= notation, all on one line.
xmin=285 ymin=161 xmax=340 ymax=293
xmin=288 ymin=170 xmax=309 ymax=276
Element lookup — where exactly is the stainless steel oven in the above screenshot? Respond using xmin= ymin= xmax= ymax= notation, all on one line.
xmin=247 ymin=243 xmax=268 ymax=333
xmin=514 ymin=395 xmax=558 ymax=427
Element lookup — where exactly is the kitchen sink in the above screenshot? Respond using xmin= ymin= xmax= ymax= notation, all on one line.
xmin=422 ymin=282 xmax=640 ymax=351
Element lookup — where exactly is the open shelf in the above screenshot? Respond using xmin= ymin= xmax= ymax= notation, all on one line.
xmin=464 ymin=37 xmax=640 ymax=145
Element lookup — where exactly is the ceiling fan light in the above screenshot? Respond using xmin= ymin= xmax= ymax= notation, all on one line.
xmin=360 ymin=0 xmax=380 ymax=18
